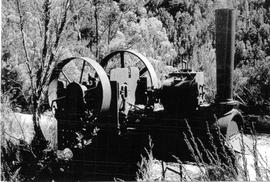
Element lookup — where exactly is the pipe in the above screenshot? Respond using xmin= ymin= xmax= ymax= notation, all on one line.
xmin=215 ymin=9 xmax=235 ymax=103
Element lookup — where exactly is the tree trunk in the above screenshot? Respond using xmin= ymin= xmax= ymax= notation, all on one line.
xmin=31 ymin=93 xmax=47 ymax=157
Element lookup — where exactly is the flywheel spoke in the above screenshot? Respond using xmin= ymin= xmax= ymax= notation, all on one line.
xmin=79 ymin=60 xmax=86 ymax=83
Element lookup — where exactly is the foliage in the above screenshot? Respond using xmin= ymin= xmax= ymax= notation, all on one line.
xmin=1 ymin=54 xmax=28 ymax=112
xmin=1 ymin=136 xmax=72 ymax=181
xmin=234 ymin=58 xmax=270 ymax=114
xmin=1 ymin=1 xmax=76 ymax=180
xmin=233 ymin=0 xmax=270 ymax=114
xmin=136 ymin=136 xmax=155 ymax=181
xmin=1 ymin=98 xmax=71 ymax=181
xmin=2 ymin=0 xmax=269 ymax=113
xmin=145 ymin=0 xmax=270 ymax=109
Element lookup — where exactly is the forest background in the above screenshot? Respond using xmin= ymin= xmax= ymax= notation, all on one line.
xmin=1 ymin=0 xmax=270 ymax=118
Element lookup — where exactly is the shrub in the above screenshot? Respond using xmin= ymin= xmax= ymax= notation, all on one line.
xmin=234 ymin=57 xmax=270 ymax=115
xmin=0 ymin=97 xmax=71 ymax=181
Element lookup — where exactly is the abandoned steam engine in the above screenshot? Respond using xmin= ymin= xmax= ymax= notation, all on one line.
xmin=48 ymin=9 xmax=243 ymax=179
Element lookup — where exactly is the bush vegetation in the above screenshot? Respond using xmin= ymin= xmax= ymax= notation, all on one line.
xmin=1 ymin=98 xmax=73 ymax=181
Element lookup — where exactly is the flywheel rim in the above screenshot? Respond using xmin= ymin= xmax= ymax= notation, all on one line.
xmin=100 ymin=50 xmax=159 ymax=89
xmin=48 ymin=57 xmax=111 ymax=115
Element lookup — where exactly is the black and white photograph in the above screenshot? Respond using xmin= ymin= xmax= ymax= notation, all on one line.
xmin=1 ymin=0 xmax=270 ymax=181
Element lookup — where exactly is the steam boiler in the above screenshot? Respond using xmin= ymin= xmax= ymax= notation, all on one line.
xmin=48 ymin=9 xmax=243 ymax=180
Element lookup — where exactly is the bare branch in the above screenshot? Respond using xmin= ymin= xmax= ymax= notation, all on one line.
xmin=36 ymin=0 xmax=71 ymax=101
xmin=36 ymin=0 xmax=51 ymax=90
xmin=15 ymin=0 xmax=34 ymax=93
xmin=94 ymin=0 xmax=99 ymax=58
xmin=41 ymin=0 xmax=51 ymax=67
xmin=32 ymin=1 xmax=43 ymax=37
xmin=54 ymin=0 xmax=70 ymax=48
xmin=110 ymin=13 xmax=124 ymax=40
xmin=15 ymin=0 xmax=31 ymax=65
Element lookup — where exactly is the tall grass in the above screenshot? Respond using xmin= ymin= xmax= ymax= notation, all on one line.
xmin=136 ymin=136 xmax=155 ymax=181
xmin=136 ymin=122 xmax=270 ymax=181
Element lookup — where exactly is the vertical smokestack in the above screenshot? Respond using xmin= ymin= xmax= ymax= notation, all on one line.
xmin=215 ymin=9 xmax=235 ymax=103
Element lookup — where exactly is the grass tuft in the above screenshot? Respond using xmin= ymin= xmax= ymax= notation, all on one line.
xmin=136 ymin=135 xmax=155 ymax=181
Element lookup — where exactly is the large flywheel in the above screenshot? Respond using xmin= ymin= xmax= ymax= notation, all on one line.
xmin=100 ymin=50 xmax=159 ymax=89
xmin=100 ymin=50 xmax=160 ymax=115
xmin=48 ymin=57 xmax=111 ymax=121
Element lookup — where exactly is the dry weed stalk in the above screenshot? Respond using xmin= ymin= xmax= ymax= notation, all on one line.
xmin=136 ymin=135 xmax=155 ymax=181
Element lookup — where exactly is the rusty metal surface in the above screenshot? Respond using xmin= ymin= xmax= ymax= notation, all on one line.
xmin=100 ymin=50 xmax=159 ymax=89
xmin=48 ymin=57 xmax=111 ymax=113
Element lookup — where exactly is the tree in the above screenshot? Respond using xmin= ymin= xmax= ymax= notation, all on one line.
xmin=2 ymin=1 xmax=90 ymax=177
xmin=11 ymin=0 xmax=70 ymax=125
xmin=233 ymin=0 xmax=270 ymax=114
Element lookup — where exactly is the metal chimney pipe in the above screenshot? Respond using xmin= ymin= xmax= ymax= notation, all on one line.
xmin=215 ymin=9 xmax=235 ymax=103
